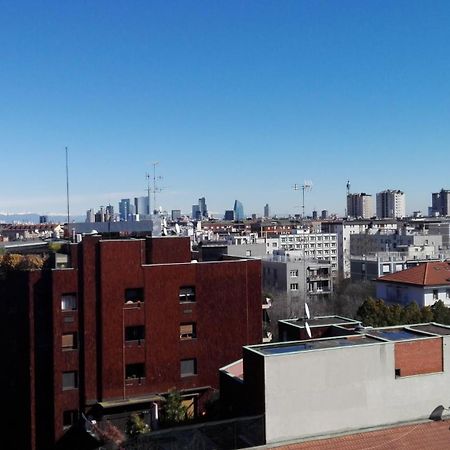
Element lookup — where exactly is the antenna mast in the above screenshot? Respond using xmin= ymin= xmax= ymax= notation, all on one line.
xmin=151 ymin=161 xmax=163 ymax=214
xmin=65 ymin=146 xmax=70 ymax=239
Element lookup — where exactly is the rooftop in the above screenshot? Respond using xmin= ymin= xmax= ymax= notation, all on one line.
xmin=247 ymin=322 xmax=449 ymax=357
xmin=267 ymin=419 xmax=450 ymax=450
xmin=376 ymin=261 xmax=450 ymax=286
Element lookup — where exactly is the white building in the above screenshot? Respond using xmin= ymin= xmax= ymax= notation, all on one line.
xmin=376 ymin=189 xmax=406 ymax=219
xmin=347 ymin=193 xmax=373 ymax=219
xmin=221 ymin=321 xmax=450 ymax=445
xmin=375 ymin=261 xmax=450 ymax=307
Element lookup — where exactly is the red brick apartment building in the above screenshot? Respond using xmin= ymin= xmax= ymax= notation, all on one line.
xmin=1 ymin=236 xmax=261 ymax=450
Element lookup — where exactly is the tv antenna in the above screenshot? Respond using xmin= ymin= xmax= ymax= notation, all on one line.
xmin=146 ymin=162 xmax=164 ymax=215
xmin=293 ymin=181 xmax=313 ymax=219
xmin=65 ymin=146 xmax=71 ymax=240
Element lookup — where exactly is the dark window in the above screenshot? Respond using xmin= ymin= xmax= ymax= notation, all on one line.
xmin=62 ymin=332 xmax=77 ymax=350
xmin=125 ymin=288 xmax=144 ymax=303
xmin=180 ymin=358 xmax=197 ymax=377
xmin=395 ymin=368 xmax=401 ymax=377
xmin=63 ymin=410 xmax=78 ymax=429
xmin=62 ymin=371 xmax=78 ymax=390
xmin=179 ymin=286 xmax=196 ymax=303
xmin=180 ymin=323 xmax=196 ymax=340
xmin=125 ymin=325 xmax=145 ymax=342
xmin=433 ymin=289 xmax=439 ymax=300
xmin=61 ymin=294 xmax=77 ymax=311
xmin=126 ymin=363 xmax=145 ymax=379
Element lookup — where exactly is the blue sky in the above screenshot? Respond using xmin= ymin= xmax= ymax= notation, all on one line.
xmin=1 ymin=1 xmax=450 ymax=217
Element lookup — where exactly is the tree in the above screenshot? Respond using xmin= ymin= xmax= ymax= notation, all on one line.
xmin=161 ymin=389 xmax=188 ymax=426
xmin=431 ymin=300 xmax=450 ymax=325
xmin=125 ymin=413 xmax=150 ymax=437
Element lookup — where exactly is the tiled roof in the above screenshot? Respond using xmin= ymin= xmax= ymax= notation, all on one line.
xmin=376 ymin=261 xmax=450 ymax=287
xmin=269 ymin=419 xmax=450 ymax=450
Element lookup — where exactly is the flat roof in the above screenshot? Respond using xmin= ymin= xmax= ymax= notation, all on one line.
xmin=248 ymin=322 xmax=448 ymax=357
xmin=281 ymin=316 xmax=360 ymax=328
xmin=251 ymin=336 xmax=380 ymax=356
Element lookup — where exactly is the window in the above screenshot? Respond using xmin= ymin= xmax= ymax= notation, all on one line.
xmin=245 ymin=250 xmax=252 ymax=257
xmin=125 ymin=288 xmax=144 ymax=304
xmin=179 ymin=286 xmax=196 ymax=303
xmin=61 ymin=294 xmax=77 ymax=311
xmin=290 ymin=283 xmax=299 ymax=291
xmin=63 ymin=410 xmax=78 ymax=430
xmin=62 ymin=333 xmax=77 ymax=350
xmin=447 ymin=289 xmax=450 ymax=299
xmin=125 ymin=325 xmax=145 ymax=342
xmin=290 ymin=270 xmax=298 ymax=277
xmin=433 ymin=289 xmax=439 ymax=300
xmin=126 ymin=363 xmax=145 ymax=380
xmin=62 ymin=371 xmax=78 ymax=390
xmin=181 ymin=358 xmax=197 ymax=377
xmin=180 ymin=323 xmax=197 ymax=340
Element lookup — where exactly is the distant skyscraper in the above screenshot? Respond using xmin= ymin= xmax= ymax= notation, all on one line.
xmin=171 ymin=209 xmax=182 ymax=221
xmin=347 ymin=193 xmax=373 ymax=219
xmin=192 ymin=204 xmax=201 ymax=220
xmin=430 ymin=189 xmax=450 ymax=217
xmin=86 ymin=209 xmax=95 ymax=223
xmin=312 ymin=210 xmax=318 ymax=220
xmin=224 ymin=210 xmax=235 ymax=221
xmin=134 ymin=196 xmax=150 ymax=218
xmin=321 ymin=210 xmax=328 ymax=220
xmin=119 ymin=198 xmax=133 ymax=221
xmin=264 ymin=203 xmax=270 ymax=218
xmin=233 ymin=200 xmax=244 ymax=221
xmin=198 ymin=197 xmax=208 ymax=219
xmin=39 ymin=215 xmax=48 ymax=224
xmin=376 ymin=190 xmax=406 ymax=219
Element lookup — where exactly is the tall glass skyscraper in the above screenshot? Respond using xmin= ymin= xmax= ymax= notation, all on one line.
xmin=233 ymin=200 xmax=244 ymax=221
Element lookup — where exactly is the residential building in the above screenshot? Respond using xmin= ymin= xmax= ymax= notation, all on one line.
xmin=86 ymin=208 xmax=95 ymax=223
xmin=1 ymin=235 xmax=262 ymax=450
xmin=375 ymin=261 xmax=450 ymax=307
xmin=234 ymin=200 xmax=245 ymax=221
xmin=346 ymin=193 xmax=373 ymax=219
xmin=376 ymin=190 xmax=406 ymax=219
xmin=221 ymin=320 xmax=450 ymax=445
xmin=430 ymin=189 xmax=450 ymax=217
xmin=322 ymin=219 xmax=400 ymax=278
xmin=171 ymin=209 xmax=182 ymax=221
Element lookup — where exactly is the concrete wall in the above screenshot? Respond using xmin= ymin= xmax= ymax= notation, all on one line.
xmin=263 ymin=337 xmax=450 ymax=444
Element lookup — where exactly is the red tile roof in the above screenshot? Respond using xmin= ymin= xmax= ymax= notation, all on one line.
xmin=269 ymin=419 xmax=450 ymax=450
xmin=376 ymin=261 xmax=450 ymax=287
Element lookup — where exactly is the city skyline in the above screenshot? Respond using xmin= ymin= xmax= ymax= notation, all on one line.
xmin=1 ymin=1 xmax=450 ymax=216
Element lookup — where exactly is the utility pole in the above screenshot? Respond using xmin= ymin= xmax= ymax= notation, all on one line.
xmin=293 ymin=181 xmax=312 ymax=219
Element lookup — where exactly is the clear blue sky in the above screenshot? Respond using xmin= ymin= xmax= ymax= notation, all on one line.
xmin=1 ymin=0 xmax=450 ymax=217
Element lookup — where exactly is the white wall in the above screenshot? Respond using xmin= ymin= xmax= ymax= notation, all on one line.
xmin=263 ymin=338 xmax=450 ymax=444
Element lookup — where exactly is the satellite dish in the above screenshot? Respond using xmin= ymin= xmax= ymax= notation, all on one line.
xmin=305 ymin=321 xmax=312 ymax=339
xmin=304 ymin=302 xmax=310 ymax=320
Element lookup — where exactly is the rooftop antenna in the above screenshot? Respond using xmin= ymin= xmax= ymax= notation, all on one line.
xmin=65 ymin=146 xmax=71 ymax=239
xmin=293 ymin=181 xmax=313 ymax=219
xmin=152 ymin=161 xmax=163 ymax=214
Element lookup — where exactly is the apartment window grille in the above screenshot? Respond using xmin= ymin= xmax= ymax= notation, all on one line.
xmin=179 ymin=286 xmax=196 ymax=303
xmin=61 ymin=294 xmax=77 ymax=311
xmin=181 ymin=358 xmax=197 ymax=377
xmin=62 ymin=333 xmax=77 ymax=350
xmin=125 ymin=288 xmax=144 ymax=304
xmin=180 ymin=323 xmax=197 ymax=340
xmin=62 ymin=371 xmax=78 ymax=390
xmin=290 ymin=270 xmax=298 ymax=277
xmin=290 ymin=283 xmax=299 ymax=291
